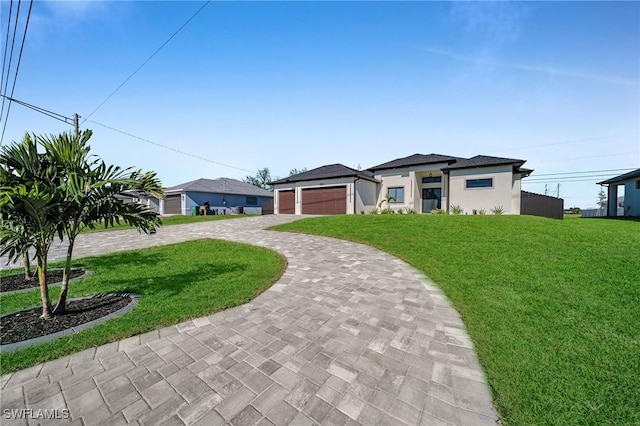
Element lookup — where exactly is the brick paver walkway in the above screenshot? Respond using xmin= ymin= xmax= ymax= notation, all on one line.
xmin=1 ymin=216 xmax=497 ymax=425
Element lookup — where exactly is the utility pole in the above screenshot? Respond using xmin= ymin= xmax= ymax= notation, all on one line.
xmin=545 ymin=184 xmax=548 ymax=196
xmin=73 ymin=113 xmax=79 ymax=137
xmin=557 ymin=183 xmax=560 ymax=199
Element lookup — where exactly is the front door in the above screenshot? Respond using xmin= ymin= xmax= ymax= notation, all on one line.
xmin=422 ymin=188 xmax=441 ymax=213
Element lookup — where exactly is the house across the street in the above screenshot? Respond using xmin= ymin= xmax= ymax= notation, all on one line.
xmin=160 ymin=177 xmax=273 ymax=215
xmin=271 ymin=153 xmax=536 ymax=215
xmin=597 ymin=168 xmax=640 ymax=217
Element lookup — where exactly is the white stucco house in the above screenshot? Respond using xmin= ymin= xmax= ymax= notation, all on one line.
xmin=271 ymin=153 xmax=533 ymax=215
xmin=597 ymin=168 xmax=640 ymax=217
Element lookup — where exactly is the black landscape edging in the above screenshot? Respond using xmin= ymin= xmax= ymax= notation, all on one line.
xmin=1 ymin=269 xmax=94 ymax=295
xmin=0 ymin=293 xmax=141 ymax=353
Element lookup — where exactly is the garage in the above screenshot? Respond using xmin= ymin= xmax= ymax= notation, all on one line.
xmin=164 ymin=194 xmax=182 ymax=214
xmin=302 ymin=186 xmax=347 ymax=215
xmin=278 ymin=190 xmax=295 ymax=214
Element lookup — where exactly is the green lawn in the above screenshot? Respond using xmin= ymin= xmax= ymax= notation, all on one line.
xmin=273 ymin=215 xmax=640 ymax=426
xmin=83 ymin=213 xmax=250 ymax=233
xmin=0 ymin=239 xmax=285 ymax=373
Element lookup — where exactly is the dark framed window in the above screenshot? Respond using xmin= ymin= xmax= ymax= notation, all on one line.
xmin=246 ymin=196 xmax=258 ymax=206
xmin=636 ymin=180 xmax=640 ymax=190
xmin=387 ymin=187 xmax=404 ymax=203
xmin=422 ymin=176 xmax=441 ymax=184
xmin=466 ymin=178 xmax=493 ymax=189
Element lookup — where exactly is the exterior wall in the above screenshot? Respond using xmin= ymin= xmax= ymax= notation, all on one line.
xmin=623 ymin=179 xmax=640 ymax=217
xmin=355 ymin=179 xmax=378 ymax=213
xmin=373 ymin=163 xmax=449 ymax=212
xmin=274 ymin=177 xmax=378 ymax=215
xmin=165 ymin=191 xmax=272 ymax=215
xmin=448 ymin=165 xmax=519 ymax=214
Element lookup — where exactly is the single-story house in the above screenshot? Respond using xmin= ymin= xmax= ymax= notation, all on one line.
xmin=160 ymin=177 xmax=273 ymax=216
xmin=115 ymin=190 xmax=160 ymax=214
xmin=597 ymin=168 xmax=640 ymax=217
xmin=270 ymin=153 xmax=533 ymax=215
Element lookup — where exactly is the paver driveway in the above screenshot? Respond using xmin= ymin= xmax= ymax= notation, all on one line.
xmin=1 ymin=216 xmax=497 ymax=426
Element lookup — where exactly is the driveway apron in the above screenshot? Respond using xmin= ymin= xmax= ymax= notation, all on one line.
xmin=1 ymin=216 xmax=497 ymax=426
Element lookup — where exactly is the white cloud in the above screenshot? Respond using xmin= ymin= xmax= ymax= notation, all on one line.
xmin=415 ymin=46 xmax=639 ymax=87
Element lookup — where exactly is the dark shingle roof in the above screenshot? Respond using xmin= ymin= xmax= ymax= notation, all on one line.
xmin=368 ymin=153 xmax=461 ymax=171
xmin=441 ymin=155 xmax=526 ymax=171
xmin=270 ymin=164 xmax=378 ymax=185
xmin=597 ymin=168 xmax=640 ymax=185
xmin=165 ymin=178 xmax=273 ymax=197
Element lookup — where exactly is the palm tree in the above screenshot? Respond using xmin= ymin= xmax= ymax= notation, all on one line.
xmin=38 ymin=130 xmax=163 ymax=314
xmin=0 ymin=134 xmax=62 ymax=318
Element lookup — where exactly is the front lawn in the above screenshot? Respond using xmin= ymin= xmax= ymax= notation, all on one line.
xmin=0 ymin=239 xmax=285 ymax=373
xmin=273 ymin=215 xmax=640 ymax=425
xmin=83 ymin=213 xmax=250 ymax=233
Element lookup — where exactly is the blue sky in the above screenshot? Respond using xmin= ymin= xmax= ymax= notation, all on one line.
xmin=2 ymin=1 xmax=638 ymax=208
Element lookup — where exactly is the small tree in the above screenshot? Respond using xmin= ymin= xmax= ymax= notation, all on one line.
xmin=289 ymin=168 xmax=307 ymax=176
xmin=243 ymin=167 xmax=273 ymax=191
xmin=597 ymin=188 xmax=607 ymax=215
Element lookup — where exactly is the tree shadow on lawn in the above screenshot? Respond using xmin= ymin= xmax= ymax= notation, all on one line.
xmin=77 ymin=250 xmax=248 ymax=299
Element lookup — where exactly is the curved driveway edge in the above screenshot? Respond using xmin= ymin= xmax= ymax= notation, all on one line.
xmin=0 ymin=216 xmax=498 ymax=426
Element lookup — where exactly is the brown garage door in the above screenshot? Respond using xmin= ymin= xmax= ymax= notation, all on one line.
xmin=279 ymin=190 xmax=295 ymax=214
xmin=302 ymin=186 xmax=347 ymax=215
xmin=164 ymin=194 xmax=181 ymax=214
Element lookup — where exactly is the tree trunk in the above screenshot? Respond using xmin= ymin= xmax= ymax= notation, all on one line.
xmin=52 ymin=240 xmax=74 ymax=315
xmin=23 ymin=251 xmax=32 ymax=281
xmin=37 ymin=254 xmax=51 ymax=319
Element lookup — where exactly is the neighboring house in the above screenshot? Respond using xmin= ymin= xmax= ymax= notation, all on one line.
xmin=597 ymin=168 xmax=640 ymax=217
xmin=271 ymin=153 xmax=533 ymax=215
xmin=160 ymin=178 xmax=273 ymax=215
xmin=115 ymin=190 xmax=160 ymax=214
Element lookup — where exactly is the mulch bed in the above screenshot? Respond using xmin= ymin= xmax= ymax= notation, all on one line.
xmin=1 ymin=269 xmax=86 ymax=293
xmin=0 ymin=294 xmax=132 ymax=345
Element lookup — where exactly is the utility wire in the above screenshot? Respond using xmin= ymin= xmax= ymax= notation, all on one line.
xmin=0 ymin=0 xmax=14 ymax=100
xmin=86 ymin=119 xmax=257 ymax=174
xmin=530 ymin=167 xmax=637 ymax=177
xmin=0 ymin=0 xmax=34 ymax=146
xmin=0 ymin=95 xmax=74 ymax=125
xmin=81 ymin=0 xmax=211 ymax=124
xmin=0 ymin=95 xmax=256 ymax=174
xmin=0 ymin=0 xmax=21 ymax=129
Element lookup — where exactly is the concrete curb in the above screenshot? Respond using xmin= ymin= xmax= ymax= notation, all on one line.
xmin=0 ymin=293 xmax=141 ymax=353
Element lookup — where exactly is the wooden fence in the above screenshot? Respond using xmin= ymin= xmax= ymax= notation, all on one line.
xmin=521 ymin=191 xmax=564 ymax=220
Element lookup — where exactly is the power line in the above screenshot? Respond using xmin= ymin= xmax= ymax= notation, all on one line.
xmin=0 ymin=94 xmax=74 ymax=125
xmin=81 ymin=0 xmax=211 ymax=124
xmin=85 ymin=119 xmax=257 ymax=174
xmin=0 ymin=0 xmax=33 ymax=146
xmin=0 ymin=0 xmax=21 ymax=129
xmin=536 ymin=151 xmax=639 ymax=164
xmin=531 ymin=167 xmax=637 ymax=177
xmin=0 ymin=0 xmax=14 ymax=99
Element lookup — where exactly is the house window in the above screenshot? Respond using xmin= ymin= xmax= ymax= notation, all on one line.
xmin=636 ymin=180 xmax=640 ymax=190
xmin=246 ymin=196 xmax=258 ymax=206
xmin=422 ymin=176 xmax=441 ymax=184
xmin=387 ymin=187 xmax=404 ymax=203
xmin=466 ymin=178 xmax=493 ymax=189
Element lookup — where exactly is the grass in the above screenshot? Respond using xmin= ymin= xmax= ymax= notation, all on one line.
xmin=0 ymin=239 xmax=285 ymax=373
xmin=273 ymin=215 xmax=640 ymax=425
xmin=83 ymin=213 xmax=250 ymax=233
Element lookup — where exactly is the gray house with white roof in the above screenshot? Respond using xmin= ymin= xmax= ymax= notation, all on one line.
xmin=161 ymin=177 xmax=273 ymax=215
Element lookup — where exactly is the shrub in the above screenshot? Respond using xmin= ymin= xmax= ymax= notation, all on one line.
xmin=404 ymin=207 xmax=417 ymax=214
xmin=472 ymin=209 xmax=478 ymax=215
xmin=369 ymin=208 xmax=379 ymax=215
xmin=431 ymin=208 xmax=446 ymax=215
xmin=479 ymin=208 xmax=487 ymax=215
xmin=491 ymin=205 xmax=505 ymax=215
xmin=451 ymin=204 xmax=463 ymax=215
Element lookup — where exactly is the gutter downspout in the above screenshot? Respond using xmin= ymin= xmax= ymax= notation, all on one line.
xmin=353 ymin=177 xmax=361 ymax=214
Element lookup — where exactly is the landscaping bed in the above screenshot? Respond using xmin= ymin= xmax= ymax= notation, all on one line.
xmin=1 ymin=294 xmax=132 ymax=345
xmin=1 ymin=269 xmax=86 ymax=293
